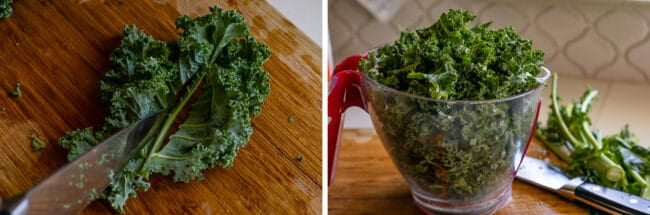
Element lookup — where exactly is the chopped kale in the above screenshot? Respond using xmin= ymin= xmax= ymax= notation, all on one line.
xmin=358 ymin=9 xmax=544 ymax=200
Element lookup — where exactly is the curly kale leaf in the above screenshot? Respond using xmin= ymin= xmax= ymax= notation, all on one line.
xmin=145 ymin=66 xmax=253 ymax=181
xmin=99 ymin=25 xmax=176 ymax=133
xmin=0 ymin=0 xmax=12 ymax=19
xmin=59 ymin=127 xmax=100 ymax=161
xmin=146 ymin=39 xmax=270 ymax=182
xmin=359 ymin=9 xmax=544 ymax=100
xmin=105 ymin=159 xmax=150 ymax=210
xmin=58 ymin=6 xmax=270 ymax=213
xmin=174 ymin=8 xmax=248 ymax=84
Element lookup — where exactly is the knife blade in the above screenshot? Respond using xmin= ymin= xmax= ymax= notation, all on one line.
xmin=517 ymin=156 xmax=650 ymax=215
xmin=0 ymin=112 xmax=162 ymax=215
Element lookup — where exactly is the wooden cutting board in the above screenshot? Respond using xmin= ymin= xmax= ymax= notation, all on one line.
xmin=0 ymin=0 xmax=322 ymax=214
xmin=329 ymin=129 xmax=590 ymax=215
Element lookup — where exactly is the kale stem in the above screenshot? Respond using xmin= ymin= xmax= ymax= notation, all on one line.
xmin=578 ymin=90 xmax=602 ymax=150
xmin=139 ymin=71 xmax=207 ymax=173
xmin=136 ymin=112 xmax=168 ymax=157
xmin=535 ymin=129 xmax=573 ymax=163
xmin=578 ymin=90 xmax=597 ymax=113
xmin=586 ymin=153 xmax=625 ymax=182
xmin=152 ymin=153 xmax=191 ymax=160
xmin=642 ymin=176 xmax=650 ymax=199
xmin=550 ymin=73 xmax=582 ymax=148
xmin=628 ymin=169 xmax=648 ymax=189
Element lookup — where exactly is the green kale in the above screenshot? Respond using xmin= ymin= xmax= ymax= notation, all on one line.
xmin=31 ymin=134 xmax=46 ymax=151
xmin=10 ymin=82 xmax=21 ymax=97
xmin=536 ymin=74 xmax=650 ymax=199
xmin=59 ymin=127 xmax=99 ymax=161
xmin=58 ymin=6 xmax=270 ymax=213
xmin=359 ymin=9 xmax=543 ymax=100
xmin=358 ymin=9 xmax=544 ymax=200
xmin=0 ymin=0 xmax=12 ymax=19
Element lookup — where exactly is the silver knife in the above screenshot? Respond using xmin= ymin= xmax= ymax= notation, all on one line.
xmin=517 ymin=156 xmax=650 ymax=215
xmin=0 ymin=112 xmax=162 ymax=215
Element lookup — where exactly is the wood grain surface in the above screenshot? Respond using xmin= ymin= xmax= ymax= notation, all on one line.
xmin=329 ymin=129 xmax=590 ymax=215
xmin=0 ymin=0 xmax=322 ymax=214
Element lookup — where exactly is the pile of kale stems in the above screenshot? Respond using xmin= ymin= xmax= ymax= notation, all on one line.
xmin=57 ymin=7 xmax=270 ymax=212
xmin=536 ymin=73 xmax=650 ymax=199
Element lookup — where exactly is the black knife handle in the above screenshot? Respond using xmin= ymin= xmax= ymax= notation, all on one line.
xmin=0 ymin=193 xmax=28 ymax=215
xmin=575 ymin=182 xmax=650 ymax=215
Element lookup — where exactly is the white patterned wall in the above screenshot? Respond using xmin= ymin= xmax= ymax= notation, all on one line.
xmin=329 ymin=0 xmax=650 ymax=82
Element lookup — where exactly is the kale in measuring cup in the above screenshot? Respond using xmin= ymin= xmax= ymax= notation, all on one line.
xmin=359 ymin=9 xmax=544 ymax=200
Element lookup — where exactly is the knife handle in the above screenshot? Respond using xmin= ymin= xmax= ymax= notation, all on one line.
xmin=575 ymin=182 xmax=650 ymax=215
xmin=327 ymin=54 xmax=367 ymax=186
xmin=0 ymin=193 xmax=27 ymax=215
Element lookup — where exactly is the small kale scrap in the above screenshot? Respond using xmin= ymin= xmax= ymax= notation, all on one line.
xmin=358 ymin=9 xmax=544 ymax=200
xmin=536 ymin=74 xmax=650 ymax=199
xmin=58 ymin=6 xmax=270 ymax=213
xmin=10 ymin=82 xmax=21 ymax=97
xmin=0 ymin=0 xmax=11 ymax=19
xmin=31 ymin=134 xmax=46 ymax=151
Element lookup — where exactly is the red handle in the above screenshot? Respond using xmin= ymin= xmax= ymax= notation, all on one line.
xmin=328 ymin=55 xmax=367 ymax=186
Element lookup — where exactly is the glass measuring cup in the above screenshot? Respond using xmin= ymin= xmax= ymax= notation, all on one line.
xmin=328 ymin=55 xmax=550 ymax=215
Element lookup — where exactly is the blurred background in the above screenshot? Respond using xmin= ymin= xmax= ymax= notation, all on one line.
xmin=269 ymin=0 xmax=321 ymax=46
xmin=329 ymin=0 xmax=650 ymax=142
